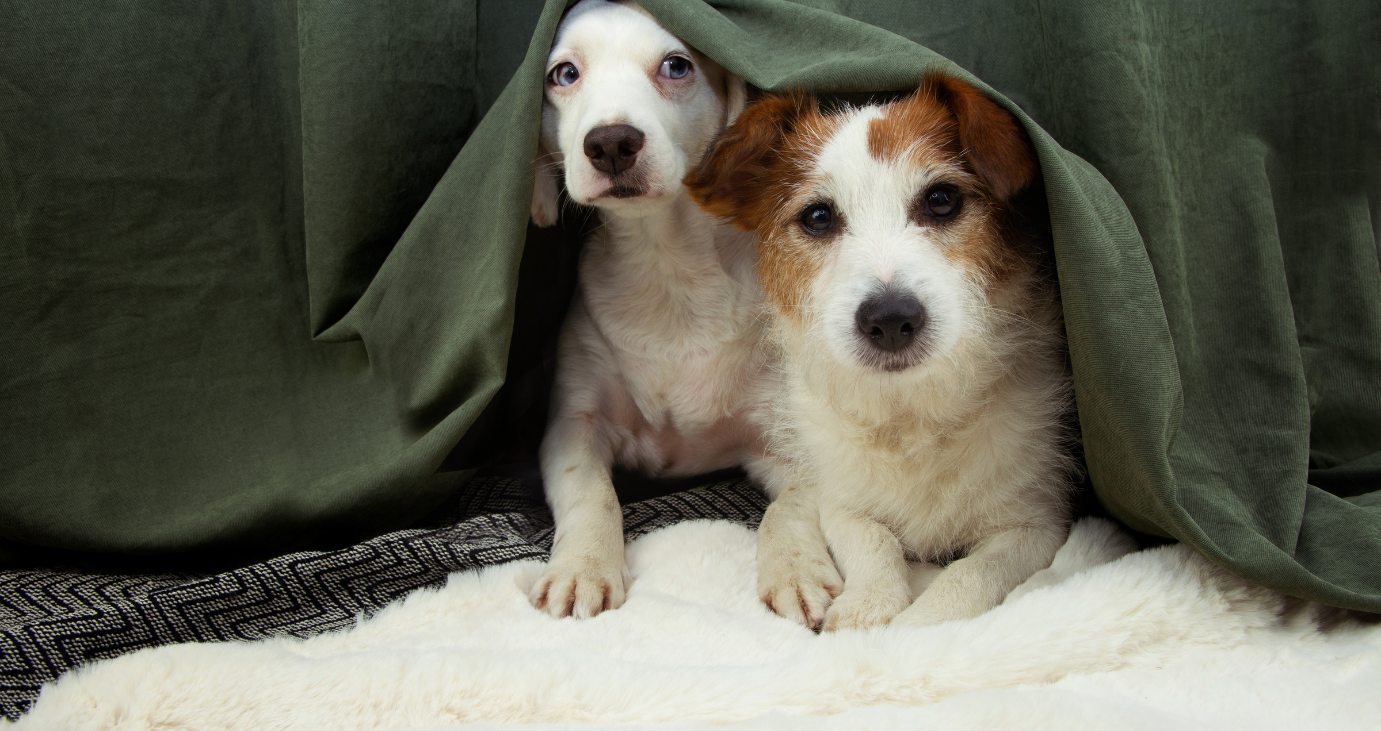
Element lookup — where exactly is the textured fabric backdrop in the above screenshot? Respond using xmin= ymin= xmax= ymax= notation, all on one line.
xmin=2 ymin=0 xmax=1378 ymax=611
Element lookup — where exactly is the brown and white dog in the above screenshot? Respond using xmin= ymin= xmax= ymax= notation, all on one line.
xmin=527 ymin=0 xmax=780 ymax=619
xmin=687 ymin=76 xmax=1076 ymax=630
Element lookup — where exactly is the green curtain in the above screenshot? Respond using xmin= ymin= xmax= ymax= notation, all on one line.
xmin=0 ymin=0 xmax=568 ymax=566
xmin=2 ymin=0 xmax=1378 ymax=611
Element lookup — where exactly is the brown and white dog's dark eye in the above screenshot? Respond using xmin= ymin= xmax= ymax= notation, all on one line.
xmin=659 ymin=55 xmax=693 ymax=80
xmin=799 ymin=203 xmax=835 ymax=235
xmin=548 ymin=62 xmax=580 ymax=87
xmin=923 ymin=185 xmax=961 ymax=220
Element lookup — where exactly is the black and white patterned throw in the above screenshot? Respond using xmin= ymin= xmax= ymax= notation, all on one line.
xmin=0 ymin=475 xmax=767 ymax=719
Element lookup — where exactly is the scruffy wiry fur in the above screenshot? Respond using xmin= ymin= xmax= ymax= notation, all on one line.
xmin=688 ymin=76 xmax=1076 ymax=630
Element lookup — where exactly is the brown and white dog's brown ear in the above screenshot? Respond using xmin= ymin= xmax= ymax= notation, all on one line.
xmin=531 ymin=127 xmax=562 ymax=228
xmin=927 ymin=74 xmax=1039 ymax=201
xmin=685 ymin=92 xmax=813 ymax=230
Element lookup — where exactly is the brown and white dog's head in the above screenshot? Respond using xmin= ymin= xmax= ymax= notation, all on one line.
xmin=530 ymin=0 xmax=747 ymax=226
xmin=686 ymin=76 xmax=1041 ymax=377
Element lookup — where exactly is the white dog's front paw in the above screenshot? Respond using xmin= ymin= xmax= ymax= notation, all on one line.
xmin=529 ymin=555 xmax=627 ymax=619
xmin=758 ymin=553 xmax=842 ymax=630
xmin=821 ymin=588 xmax=910 ymax=632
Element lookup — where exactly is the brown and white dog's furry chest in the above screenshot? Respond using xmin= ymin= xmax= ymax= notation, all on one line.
xmin=777 ymin=321 xmax=1071 ymax=560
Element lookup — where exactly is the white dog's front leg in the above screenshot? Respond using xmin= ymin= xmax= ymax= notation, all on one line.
xmin=818 ymin=506 xmax=911 ymax=632
xmin=753 ymin=479 xmax=842 ymax=629
xmin=530 ymin=415 xmax=627 ymax=619
xmin=894 ymin=524 xmax=1066 ymax=627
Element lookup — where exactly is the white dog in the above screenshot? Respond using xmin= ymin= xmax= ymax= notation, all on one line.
xmin=687 ymin=77 xmax=1075 ymax=630
xmin=526 ymin=0 xmax=775 ymax=619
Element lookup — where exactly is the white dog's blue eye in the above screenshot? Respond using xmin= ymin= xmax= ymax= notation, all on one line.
xmin=661 ymin=56 xmax=692 ymax=79
xmin=549 ymin=63 xmax=579 ymax=87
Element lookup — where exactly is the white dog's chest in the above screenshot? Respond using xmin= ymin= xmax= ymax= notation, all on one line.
xmin=582 ymin=260 xmax=768 ymax=475
xmin=607 ymin=319 xmax=768 ymax=474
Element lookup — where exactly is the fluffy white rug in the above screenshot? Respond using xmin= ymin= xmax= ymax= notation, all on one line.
xmin=13 ymin=518 xmax=1380 ymax=730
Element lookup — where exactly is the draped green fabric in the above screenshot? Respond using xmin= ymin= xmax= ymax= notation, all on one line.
xmin=2 ymin=0 xmax=1378 ymax=610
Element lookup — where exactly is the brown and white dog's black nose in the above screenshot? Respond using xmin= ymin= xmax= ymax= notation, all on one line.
xmin=856 ymin=290 xmax=927 ymax=353
xmin=583 ymin=124 xmax=645 ymax=176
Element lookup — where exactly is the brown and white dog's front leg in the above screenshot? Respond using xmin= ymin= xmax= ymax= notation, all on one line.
xmin=751 ymin=472 xmax=842 ymax=629
xmin=530 ymin=414 xmax=628 ymax=619
xmin=817 ymin=505 xmax=912 ymax=632
xmin=893 ymin=523 xmax=1066 ymax=627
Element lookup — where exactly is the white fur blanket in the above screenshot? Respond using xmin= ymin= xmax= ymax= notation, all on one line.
xmin=14 ymin=518 xmax=1380 ymax=730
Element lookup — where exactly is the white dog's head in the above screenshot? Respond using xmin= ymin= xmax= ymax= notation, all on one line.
xmin=687 ymin=77 xmax=1042 ymax=379
xmin=530 ymin=0 xmax=746 ymax=226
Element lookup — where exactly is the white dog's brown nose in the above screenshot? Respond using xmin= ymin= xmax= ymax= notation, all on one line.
xmin=856 ymin=291 xmax=927 ymax=353
xmin=584 ymin=124 xmax=645 ymax=176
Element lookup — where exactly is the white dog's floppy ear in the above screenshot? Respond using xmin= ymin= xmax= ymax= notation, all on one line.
xmin=531 ymin=135 xmax=561 ymax=228
xmin=724 ymin=72 xmax=748 ymax=128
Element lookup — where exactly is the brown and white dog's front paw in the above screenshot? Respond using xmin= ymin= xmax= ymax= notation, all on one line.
xmin=529 ymin=555 xmax=627 ymax=619
xmin=820 ymin=587 xmax=910 ymax=632
xmin=755 ymin=486 xmax=843 ymax=630
xmin=758 ymin=554 xmax=842 ymax=630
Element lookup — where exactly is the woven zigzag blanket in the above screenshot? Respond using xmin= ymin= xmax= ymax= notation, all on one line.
xmin=0 ymin=476 xmax=767 ymax=720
